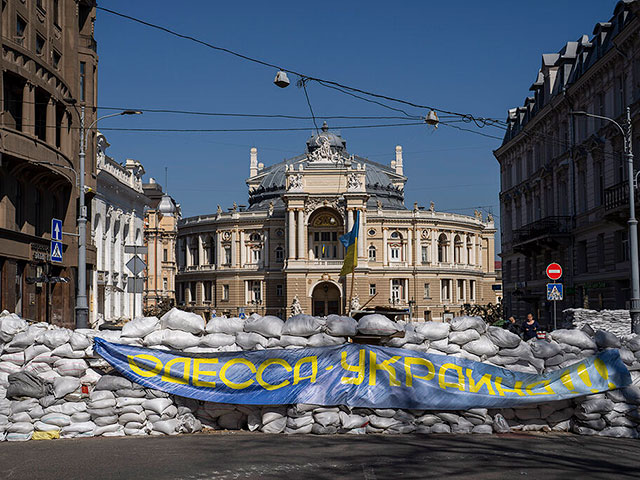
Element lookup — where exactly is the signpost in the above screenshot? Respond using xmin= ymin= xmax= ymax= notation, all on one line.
xmin=50 ymin=218 xmax=63 ymax=263
xmin=546 ymin=263 xmax=563 ymax=330
xmin=125 ymin=253 xmax=147 ymax=321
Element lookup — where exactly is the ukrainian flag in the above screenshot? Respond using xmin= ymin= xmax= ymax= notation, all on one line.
xmin=339 ymin=211 xmax=359 ymax=277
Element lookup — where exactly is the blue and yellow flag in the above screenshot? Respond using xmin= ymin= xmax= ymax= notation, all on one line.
xmin=339 ymin=211 xmax=359 ymax=277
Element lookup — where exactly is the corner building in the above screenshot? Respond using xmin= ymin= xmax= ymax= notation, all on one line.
xmin=0 ymin=0 xmax=97 ymax=326
xmin=177 ymin=124 xmax=497 ymax=321
xmin=495 ymin=1 xmax=640 ymax=324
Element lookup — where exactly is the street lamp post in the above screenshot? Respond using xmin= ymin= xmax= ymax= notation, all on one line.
xmin=75 ymin=107 xmax=142 ymax=328
xmin=572 ymin=107 xmax=639 ymax=334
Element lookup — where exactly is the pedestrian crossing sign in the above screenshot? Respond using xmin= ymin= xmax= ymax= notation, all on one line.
xmin=547 ymin=283 xmax=563 ymax=301
xmin=50 ymin=240 xmax=63 ymax=263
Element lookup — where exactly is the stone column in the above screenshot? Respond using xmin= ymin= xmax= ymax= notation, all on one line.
xmin=22 ymin=82 xmax=35 ymax=135
xmin=288 ymin=209 xmax=296 ymax=260
xmin=415 ymin=227 xmax=421 ymax=266
xmin=448 ymin=232 xmax=454 ymax=264
xmin=216 ymin=231 xmax=221 ymax=268
xmin=347 ymin=209 xmax=354 ymax=232
xmin=358 ymin=209 xmax=365 ymax=258
xmin=431 ymin=229 xmax=438 ymax=264
xmin=297 ymin=209 xmax=305 ymax=260
xmin=231 ymin=230 xmax=237 ymax=267
xmin=462 ymin=233 xmax=468 ymax=265
xmin=198 ymin=234 xmax=204 ymax=267
xmin=240 ymin=230 xmax=245 ymax=266
xmin=383 ymin=228 xmax=388 ymax=266
xmin=263 ymin=229 xmax=269 ymax=268
xmin=407 ymin=228 xmax=413 ymax=265
xmin=46 ymin=98 xmax=56 ymax=145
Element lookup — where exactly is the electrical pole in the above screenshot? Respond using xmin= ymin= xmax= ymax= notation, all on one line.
xmin=76 ymin=106 xmax=89 ymax=328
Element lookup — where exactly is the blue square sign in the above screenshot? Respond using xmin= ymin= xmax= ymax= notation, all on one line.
xmin=50 ymin=240 xmax=63 ymax=263
xmin=547 ymin=283 xmax=563 ymax=301
xmin=52 ymin=218 xmax=63 ymax=241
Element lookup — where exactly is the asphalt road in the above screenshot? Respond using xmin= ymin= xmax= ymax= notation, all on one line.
xmin=0 ymin=432 xmax=638 ymax=480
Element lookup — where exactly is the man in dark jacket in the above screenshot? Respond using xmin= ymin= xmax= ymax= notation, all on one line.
xmin=504 ymin=316 xmax=520 ymax=336
xmin=522 ymin=313 xmax=540 ymax=341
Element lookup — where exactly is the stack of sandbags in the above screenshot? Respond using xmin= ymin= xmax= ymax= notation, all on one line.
xmin=564 ymin=309 xmax=631 ymax=337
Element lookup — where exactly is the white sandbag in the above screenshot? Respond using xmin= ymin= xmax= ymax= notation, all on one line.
xmin=449 ymin=329 xmax=480 ymax=345
xmin=95 ymin=375 xmax=133 ymax=391
xmin=94 ymin=424 xmax=122 ymax=436
xmin=122 ymin=316 xmax=160 ymax=338
xmin=549 ymin=329 xmax=597 ymax=350
xmin=313 ymin=411 xmax=340 ymax=427
xmin=1 ymin=352 xmax=25 ymax=366
xmin=368 ymin=415 xmax=400 ymax=429
xmin=89 ymin=399 xmax=117 ymax=410
xmin=40 ymin=412 xmax=71 ymax=427
xmin=161 ymin=330 xmax=200 ymax=350
xmin=160 ymin=308 xmax=205 ymax=335
xmin=260 ymin=416 xmax=286 ymax=433
xmin=279 ymin=335 xmax=309 ymax=347
xmin=71 ymin=412 xmax=91 ymax=423
xmin=80 ymin=368 xmax=103 ymax=385
xmin=62 ymin=421 xmax=95 ymax=434
xmin=119 ymin=412 xmax=147 ymax=425
xmin=357 ymin=314 xmax=401 ymax=336
xmin=33 ymin=421 xmax=60 ymax=432
xmin=6 ymin=432 xmax=32 ymax=441
xmin=415 ymin=321 xmax=450 ymax=341
xmin=282 ymin=315 xmax=325 ymax=337
xmin=530 ymin=340 xmax=563 ymax=359
xmin=143 ymin=398 xmax=174 ymax=415
xmin=463 ymin=336 xmax=499 ymax=357
xmin=486 ymin=326 xmax=521 ymax=348
xmin=205 ymin=317 xmax=245 ymax=335
xmin=69 ymin=332 xmax=91 ymax=351
xmin=308 ymin=333 xmax=346 ymax=347
xmin=37 ymin=329 xmax=72 ymax=348
xmin=94 ymin=416 xmax=119 ymax=427
xmin=53 ymin=358 xmax=87 ymax=377
xmin=95 ymin=330 xmax=121 ymax=343
xmin=24 ymin=345 xmax=51 ymax=363
xmin=244 ymin=315 xmax=284 ymax=338
xmin=339 ymin=412 xmax=368 ymax=429
xmin=9 ymin=411 xmax=31 ymax=423
xmin=286 ymin=415 xmax=314 ymax=429
xmin=143 ymin=330 xmax=165 ymax=346
xmin=0 ymin=316 xmax=28 ymax=342
xmin=153 ymin=418 xmax=181 ymax=435
xmin=450 ymin=316 xmax=487 ymax=333
xmin=160 ymin=405 xmax=178 ymax=419
xmin=199 ymin=333 xmax=236 ymax=348
xmin=8 ymin=421 xmax=34 ymax=434
xmin=0 ymin=361 xmax=20 ymax=374
xmin=325 ymin=315 xmax=357 ymax=337
xmin=7 ymin=329 xmax=39 ymax=349
xmin=53 ymin=377 xmax=81 ymax=399
xmin=51 ymin=343 xmax=85 ymax=359
xmin=235 ymin=332 xmax=268 ymax=350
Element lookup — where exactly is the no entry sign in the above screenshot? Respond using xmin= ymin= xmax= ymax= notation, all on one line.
xmin=546 ymin=263 xmax=563 ymax=281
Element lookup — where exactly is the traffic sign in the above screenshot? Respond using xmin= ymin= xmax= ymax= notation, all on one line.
xmin=126 ymin=255 xmax=146 ymax=276
xmin=51 ymin=218 xmax=62 ymax=241
xmin=547 ymin=283 xmax=563 ymax=301
xmin=127 ymin=277 xmax=144 ymax=293
xmin=546 ymin=263 xmax=563 ymax=280
xmin=125 ymin=245 xmax=148 ymax=255
xmin=50 ymin=241 xmax=63 ymax=263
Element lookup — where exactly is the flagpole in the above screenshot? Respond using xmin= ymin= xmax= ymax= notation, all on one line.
xmin=349 ymin=269 xmax=355 ymax=315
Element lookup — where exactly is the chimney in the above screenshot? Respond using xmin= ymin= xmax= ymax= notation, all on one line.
xmin=250 ymin=147 xmax=258 ymax=177
xmin=395 ymin=145 xmax=403 ymax=175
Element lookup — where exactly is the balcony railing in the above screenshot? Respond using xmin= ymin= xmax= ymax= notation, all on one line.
xmin=604 ymin=181 xmax=639 ymax=211
xmin=512 ymin=216 xmax=571 ymax=245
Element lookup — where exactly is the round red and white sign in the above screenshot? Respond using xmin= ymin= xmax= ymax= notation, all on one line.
xmin=546 ymin=263 xmax=562 ymax=280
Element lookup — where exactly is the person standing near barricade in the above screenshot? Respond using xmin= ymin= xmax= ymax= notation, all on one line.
xmin=522 ymin=313 xmax=539 ymax=341
xmin=504 ymin=316 xmax=521 ymax=336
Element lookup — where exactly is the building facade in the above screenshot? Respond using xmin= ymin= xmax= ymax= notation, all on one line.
xmin=0 ymin=0 xmax=97 ymax=326
xmin=143 ymin=178 xmax=179 ymax=314
xmin=176 ymin=124 xmax=497 ymax=321
xmin=90 ymin=133 xmax=148 ymax=326
xmin=495 ymin=1 xmax=640 ymax=325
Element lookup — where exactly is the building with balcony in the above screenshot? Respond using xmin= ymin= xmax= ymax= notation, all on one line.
xmin=176 ymin=123 xmax=497 ymax=321
xmin=0 ymin=0 xmax=97 ymax=327
xmin=90 ymin=133 xmax=149 ymax=326
xmin=494 ymin=0 xmax=640 ymax=325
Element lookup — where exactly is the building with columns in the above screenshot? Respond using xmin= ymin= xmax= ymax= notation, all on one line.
xmin=90 ymin=133 xmax=149 ymax=327
xmin=176 ymin=123 xmax=497 ymax=320
xmin=0 ymin=0 xmax=97 ymax=326
xmin=495 ymin=0 xmax=640 ymax=325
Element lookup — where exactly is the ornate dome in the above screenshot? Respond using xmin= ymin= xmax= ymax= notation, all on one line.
xmin=247 ymin=125 xmax=406 ymax=212
xmin=306 ymin=121 xmax=346 ymax=153
xmin=158 ymin=194 xmax=176 ymax=216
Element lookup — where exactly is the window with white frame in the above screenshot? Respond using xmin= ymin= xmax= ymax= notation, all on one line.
xmin=466 ymin=236 xmax=473 ymax=264
xmin=469 ymin=280 xmax=476 ymax=301
xmin=391 ymin=279 xmax=406 ymax=303
xmin=162 ymin=278 xmax=167 ymax=291
xmin=389 ymin=231 xmax=402 ymax=262
xmin=251 ymin=248 xmax=261 ymax=264
xmin=368 ymin=245 xmax=376 ymax=261
xmin=423 ymin=283 xmax=430 ymax=299
xmin=369 ymin=284 xmax=376 ymax=296
xmin=275 ymin=245 xmax=284 ymax=262
xmin=421 ymin=245 xmax=429 ymax=264
xmin=438 ymin=234 xmax=448 ymax=263
xmin=441 ymin=279 xmax=451 ymax=301
xmin=454 ymin=235 xmax=462 ymax=263
xmin=457 ymin=279 xmax=465 ymax=301
xmin=222 ymin=284 xmax=229 ymax=301
xmin=247 ymin=280 xmax=262 ymax=303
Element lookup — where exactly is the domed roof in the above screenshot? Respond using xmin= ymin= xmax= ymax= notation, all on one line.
xmin=158 ymin=194 xmax=176 ymax=216
xmin=306 ymin=121 xmax=346 ymax=153
xmin=247 ymin=125 xmax=406 ymax=211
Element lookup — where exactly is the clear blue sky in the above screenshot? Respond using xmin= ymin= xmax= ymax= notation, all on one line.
xmin=95 ymin=1 xmax=616 ymax=230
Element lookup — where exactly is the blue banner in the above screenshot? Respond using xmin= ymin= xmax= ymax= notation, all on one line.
xmin=94 ymin=338 xmax=631 ymax=409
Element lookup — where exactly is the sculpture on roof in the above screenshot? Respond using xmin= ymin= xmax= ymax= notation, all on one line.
xmin=268 ymin=201 xmax=274 ymax=216
xmin=350 ymin=293 xmax=361 ymax=313
xmin=347 ymin=172 xmax=361 ymax=192
xmin=288 ymin=173 xmax=303 ymax=192
xmin=430 ymin=201 xmax=435 ymax=212
xmin=216 ymin=205 xmax=222 ymax=214
xmin=487 ymin=213 xmax=493 ymax=222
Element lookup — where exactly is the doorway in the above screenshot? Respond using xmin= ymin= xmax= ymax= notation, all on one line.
xmin=312 ymin=282 xmax=341 ymax=316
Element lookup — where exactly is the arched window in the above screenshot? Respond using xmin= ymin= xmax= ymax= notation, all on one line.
xmin=466 ymin=236 xmax=473 ymax=264
xmin=454 ymin=235 xmax=462 ymax=263
xmin=368 ymin=245 xmax=376 ymax=262
xmin=390 ymin=231 xmax=401 ymax=239
xmin=250 ymin=232 xmax=261 ymax=242
xmin=275 ymin=245 xmax=284 ymax=262
xmin=438 ymin=233 xmax=448 ymax=263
